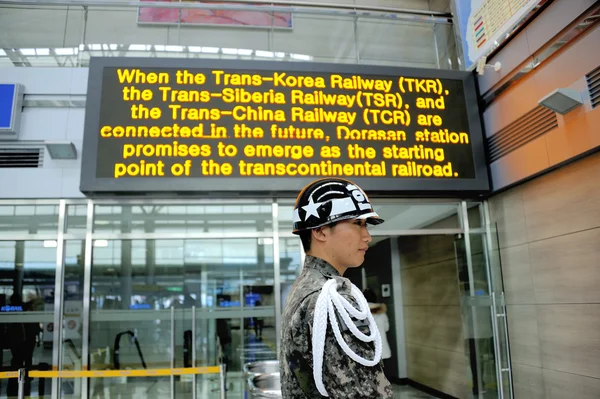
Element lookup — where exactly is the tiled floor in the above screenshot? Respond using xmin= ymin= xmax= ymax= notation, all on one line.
xmin=392 ymin=384 xmax=437 ymax=398
xmin=83 ymin=379 xmax=438 ymax=398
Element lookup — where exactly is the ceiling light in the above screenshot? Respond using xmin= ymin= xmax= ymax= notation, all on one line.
xmin=94 ymin=240 xmax=109 ymax=247
xmin=109 ymin=44 xmax=118 ymax=50
xmin=222 ymin=48 xmax=237 ymax=55
xmin=43 ymin=240 xmax=57 ymax=248
xmin=90 ymin=44 xmax=102 ymax=51
xmin=188 ymin=46 xmax=202 ymax=53
xmin=20 ymin=48 xmax=36 ymax=55
xmin=45 ymin=141 xmax=77 ymax=159
xmin=290 ymin=53 xmax=311 ymax=61
xmin=275 ymin=52 xmax=285 ymax=58
xmin=538 ymin=88 xmax=583 ymax=114
xmin=0 ymin=49 xmax=6 ymax=56
xmin=165 ymin=45 xmax=183 ymax=52
xmin=238 ymin=49 xmax=253 ymax=56
xmin=36 ymin=48 xmax=50 ymax=56
xmin=129 ymin=44 xmax=148 ymax=51
xmin=154 ymin=45 xmax=165 ymax=51
xmin=55 ymin=48 xmax=75 ymax=55
xmin=256 ymin=50 xmax=274 ymax=58
xmin=201 ymin=47 xmax=219 ymax=53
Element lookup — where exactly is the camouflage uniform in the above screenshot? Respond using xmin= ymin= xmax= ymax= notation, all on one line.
xmin=280 ymin=255 xmax=392 ymax=398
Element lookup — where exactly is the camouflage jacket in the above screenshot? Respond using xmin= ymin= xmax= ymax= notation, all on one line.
xmin=280 ymin=256 xmax=392 ymax=398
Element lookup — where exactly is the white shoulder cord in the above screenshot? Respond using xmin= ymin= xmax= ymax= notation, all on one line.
xmin=312 ymin=278 xmax=382 ymax=397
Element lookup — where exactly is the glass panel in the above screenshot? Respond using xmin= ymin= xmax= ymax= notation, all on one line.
xmin=369 ymin=230 xmax=505 ymax=398
xmin=467 ymin=203 xmax=483 ymax=229
xmin=0 ymin=6 xmax=77 ymax=68
xmin=280 ymin=237 xmax=302 ymax=309
xmin=349 ymin=236 xmax=399 ymax=376
xmin=89 ymin=376 xmax=171 ymax=398
xmin=90 ymin=237 xmax=276 ymax=394
xmin=357 ymin=19 xmax=437 ymax=68
xmin=0 ymin=241 xmax=55 ymax=398
xmin=357 ymin=234 xmax=473 ymax=396
xmin=272 ymin=14 xmax=356 ymax=64
xmin=90 ymin=239 xmax=164 ymax=371
xmin=455 ymin=233 xmax=500 ymax=399
xmin=1 ymin=3 xmax=447 ymax=69
xmin=487 ymin=217 xmax=513 ymax=398
xmin=278 ymin=201 xmax=296 ymax=235
xmin=60 ymin=240 xmax=85 ymax=398
xmin=0 ymin=205 xmax=59 ymax=234
xmin=66 ymin=205 xmax=88 ymax=234
xmin=93 ymin=204 xmax=272 ymax=233
xmin=433 ymin=22 xmax=460 ymax=70
xmin=371 ymin=200 xmax=461 ymax=231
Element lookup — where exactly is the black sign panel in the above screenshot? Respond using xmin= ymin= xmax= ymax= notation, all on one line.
xmin=81 ymin=57 xmax=489 ymax=195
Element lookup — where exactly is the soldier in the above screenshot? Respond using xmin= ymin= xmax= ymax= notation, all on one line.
xmin=280 ymin=178 xmax=392 ymax=398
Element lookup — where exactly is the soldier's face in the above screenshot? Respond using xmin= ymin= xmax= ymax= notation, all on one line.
xmin=325 ymin=219 xmax=372 ymax=270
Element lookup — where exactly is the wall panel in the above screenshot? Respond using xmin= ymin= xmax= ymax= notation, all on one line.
xmin=537 ymin=304 xmax=600 ymax=379
xmin=490 ymin=151 xmax=600 ymax=398
xmin=521 ymin=153 xmax=600 ymax=242
xmin=499 ymin=245 xmax=535 ymax=305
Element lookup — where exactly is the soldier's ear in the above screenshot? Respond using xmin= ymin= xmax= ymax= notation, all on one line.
xmin=311 ymin=226 xmax=329 ymax=244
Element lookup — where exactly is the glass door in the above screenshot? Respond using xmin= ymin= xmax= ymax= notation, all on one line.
xmin=454 ymin=202 xmax=513 ymax=399
xmin=0 ymin=240 xmax=56 ymax=398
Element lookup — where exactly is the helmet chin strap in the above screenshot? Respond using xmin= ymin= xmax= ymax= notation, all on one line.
xmin=311 ymin=279 xmax=382 ymax=397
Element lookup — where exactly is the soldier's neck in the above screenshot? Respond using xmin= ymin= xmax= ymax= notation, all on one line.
xmin=306 ymin=250 xmax=347 ymax=276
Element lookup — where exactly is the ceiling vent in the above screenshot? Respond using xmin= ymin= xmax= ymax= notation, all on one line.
xmin=487 ymin=105 xmax=558 ymax=163
xmin=0 ymin=144 xmax=44 ymax=168
xmin=586 ymin=65 xmax=600 ymax=109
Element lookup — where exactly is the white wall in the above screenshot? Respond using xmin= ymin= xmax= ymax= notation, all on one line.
xmin=0 ymin=68 xmax=87 ymax=198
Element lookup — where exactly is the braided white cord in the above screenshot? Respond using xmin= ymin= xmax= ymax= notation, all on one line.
xmin=312 ymin=279 xmax=382 ymax=397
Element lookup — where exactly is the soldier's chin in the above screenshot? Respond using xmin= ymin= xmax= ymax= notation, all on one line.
xmin=348 ymin=257 xmax=365 ymax=268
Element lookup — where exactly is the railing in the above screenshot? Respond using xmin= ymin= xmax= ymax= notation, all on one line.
xmin=0 ymin=0 xmax=458 ymax=70
xmin=1 ymin=366 xmax=226 ymax=399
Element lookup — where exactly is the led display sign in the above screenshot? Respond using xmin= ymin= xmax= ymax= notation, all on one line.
xmin=81 ymin=57 xmax=488 ymax=194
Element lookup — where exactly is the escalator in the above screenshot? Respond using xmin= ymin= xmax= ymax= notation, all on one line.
xmin=113 ymin=330 xmax=147 ymax=370
xmin=91 ymin=330 xmax=154 ymax=397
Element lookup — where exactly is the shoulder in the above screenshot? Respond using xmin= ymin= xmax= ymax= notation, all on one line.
xmin=281 ymin=289 xmax=322 ymax=355
xmin=289 ymin=289 xmax=321 ymax=322
xmin=282 ymin=277 xmax=320 ymax=326
xmin=285 ymin=269 xmax=327 ymax=307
